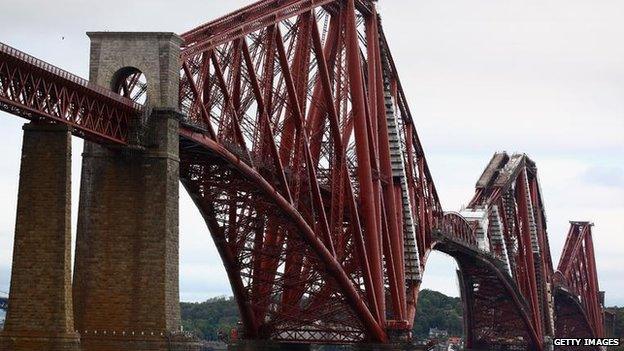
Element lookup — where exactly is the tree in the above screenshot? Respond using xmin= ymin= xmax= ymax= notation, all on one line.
xmin=180 ymin=296 xmax=239 ymax=341
xmin=412 ymin=289 xmax=463 ymax=338
xmin=180 ymin=290 xmax=465 ymax=341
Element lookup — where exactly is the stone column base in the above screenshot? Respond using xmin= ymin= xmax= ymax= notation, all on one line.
xmin=0 ymin=331 xmax=81 ymax=351
xmin=79 ymin=333 xmax=201 ymax=351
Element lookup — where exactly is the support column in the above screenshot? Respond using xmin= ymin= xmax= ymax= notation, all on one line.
xmin=0 ymin=123 xmax=80 ymax=351
xmin=72 ymin=32 xmax=198 ymax=351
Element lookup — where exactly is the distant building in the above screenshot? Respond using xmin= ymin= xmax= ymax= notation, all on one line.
xmin=448 ymin=336 xmax=461 ymax=345
xmin=429 ymin=327 xmax=448 ymax=338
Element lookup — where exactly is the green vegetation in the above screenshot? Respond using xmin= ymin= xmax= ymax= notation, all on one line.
xmin=180 ymin=296 xmax=239 ymax=340
xmin=180 ymin=290 xmax=464 ymax=341
xmin=412 ymin=289 xmax=463 ymax=338
xmin=608 ymin=306 xmax=624 ymax=337
xmin=604 ymin=306 xmax=623 ymax=351
xmin=180 ymin=292 xmax=624 ymax=342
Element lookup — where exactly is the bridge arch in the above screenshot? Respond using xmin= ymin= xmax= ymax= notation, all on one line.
xmin=179 ymin=135 xmax=383 ymax=342
xmin=552 ymin=270 xmax=598 ymax=342
xmin=431 ymin=234 xmax=542 ymax=350
xmin=111 ymin=66 xmax=148 ymax=106
xmin=553 ymin=286 xmax=596 ymax=339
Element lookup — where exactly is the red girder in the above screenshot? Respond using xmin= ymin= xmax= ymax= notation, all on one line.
xmin=180 ymin=0 xmax=374 ymax=59
xmin=0 ymin=42 xmax=140 ymax=145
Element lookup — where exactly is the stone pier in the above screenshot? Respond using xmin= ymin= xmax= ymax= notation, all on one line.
xmin=0 ymin=123 xmax=80 ymax=351
xmin=71 ymin=32 xmax=198 ymax=351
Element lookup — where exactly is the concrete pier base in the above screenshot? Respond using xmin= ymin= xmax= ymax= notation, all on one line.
xmin=0 ymin=123 xmax=80 ymax=351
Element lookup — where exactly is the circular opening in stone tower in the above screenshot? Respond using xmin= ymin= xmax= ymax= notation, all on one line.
xmin=112 ymin=67 xmax=148 ymax=106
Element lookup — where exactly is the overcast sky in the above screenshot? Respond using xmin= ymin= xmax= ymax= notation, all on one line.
xmin=0 ymin=0 xmax=622 ymax=306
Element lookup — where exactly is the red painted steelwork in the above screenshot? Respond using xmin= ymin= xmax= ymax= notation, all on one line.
xmin=0 ymin=0 xmax=607 ymax=346
xmin=441 ymin=212 xmax=477 ymax=248
xmin=177 ymin=0 xmax=443 ymax=342
xmin=555 ymin=222 xmax=604 ymax=338
xmin=457 ymin=153 xmax=552 ymax=350
xmin=0 ymin=42 xmax=140 ymax=145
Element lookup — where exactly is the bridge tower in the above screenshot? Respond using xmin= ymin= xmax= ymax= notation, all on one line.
xmin=71 ymin=32 xmax=197 ymax=351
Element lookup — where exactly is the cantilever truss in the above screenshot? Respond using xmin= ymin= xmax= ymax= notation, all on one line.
xmin=178 ymin=0 xmax=441 ymax=342
xmin=554 ymin=222 xmax=604 ymax=338
xmin=455 ymin=152 xmax=556 ymax=349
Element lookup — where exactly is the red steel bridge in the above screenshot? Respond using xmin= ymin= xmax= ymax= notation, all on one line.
xmin=0 ymin=0 xmax=607 ymax=350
